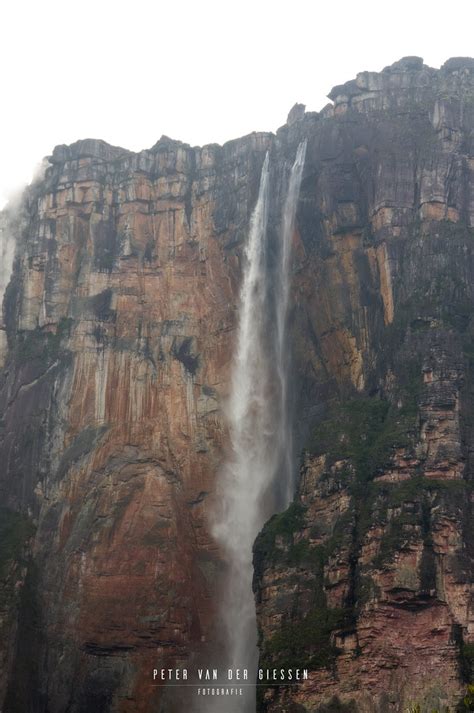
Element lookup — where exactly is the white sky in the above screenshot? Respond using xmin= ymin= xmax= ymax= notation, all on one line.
xmin=1 ymin=0 xmax=473 ymax=207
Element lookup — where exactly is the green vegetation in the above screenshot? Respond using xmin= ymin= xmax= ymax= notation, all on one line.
xmin=405 ymin=703 xmax=449 ymax=712
xmin=256 ymin=504 xmax=354 ymax=674
xmin=308 ymin=387 xmax=420 ymax=485
xmin=462 ymin=644 xmax=474 ymax=685
xmin=462 ymin=644 xmax=474 ymax=664
xmin=384 ymin=221 xmax=474 ymax=350
xmin=257 ymin=386 xmax=425 ymax=673
xmin=371 ymin=476 xmax=469 ymax=567
xmin=307 ymin=382 xmax=422 ymax=558
xmin=282 ymin=539 xmax=321 ymax=567
xmin=405 ymin=683 xmax=474 ymax=711
xmin=253 ymin=502 xmax=309 ymax=574
xmin=323 ymin=510 xmax=353 ymax=559
xmin=256 ymin=360 xmax=473 ymax=681
xmin=463 ymin=684 xmax=474 ymax=711
xmin=355 ymin=574 xmax=381 ymax=606
xmin=373 ymin=511 xmax=419 ymax=568
xmin=255 ymin=500 xmax=304 ymax=548
xmin=375 ymin=476 xmax=468 ymax=507
xmin=308 ymin=398 xmax=391 ymax=475
xmin=260 ymin=606 xmax=351 ymax=672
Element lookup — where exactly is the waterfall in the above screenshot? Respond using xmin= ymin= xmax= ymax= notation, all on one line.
xmin=0 ymin=214 xmax=16 ymax=366
xmin=212 ymin=142 xmax=306 ymax=712
xmin=275 ymin=139 xmax=307 ymax=503
xmin=0 ymin=216 xmax=15 ymax=316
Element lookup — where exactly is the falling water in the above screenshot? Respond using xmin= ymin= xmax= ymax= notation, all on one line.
xmin=274 ymin=139 xmax=307 ymax=502
xmin=213 ymin=152 xmax=272 ymax=704
xmin=0 ymin=215 xmax=16 ymax=365
xmin=212 ymin=142 xmax=306 ymax=711
xmin=0 ymin=215 xmax=15 ymax=311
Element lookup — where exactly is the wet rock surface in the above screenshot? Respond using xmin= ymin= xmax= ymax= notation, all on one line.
xmin=1 ymin=57 xmax=474 ymax=712
xmin=255 ymin=57 xmax=474 ymax=712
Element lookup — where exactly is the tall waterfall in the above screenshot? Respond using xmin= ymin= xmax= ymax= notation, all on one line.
xmin=212 ymin=142 xmax=306 ymax=711
xmin=275 ymin=140 xmax=307 ymax=503
xmin=0 ymin=216 xmax=15 ymax=313
xmin=0 ymin=215 xmax=16 ymax=366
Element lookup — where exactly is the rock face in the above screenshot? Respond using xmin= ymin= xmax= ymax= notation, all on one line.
xmin=254 ymin=57 xmax=474 ymax=712
xmin=0 ymin=132 xmax=273 ymax=713
xmin=0 ymin=57 xmax=474 ymax=713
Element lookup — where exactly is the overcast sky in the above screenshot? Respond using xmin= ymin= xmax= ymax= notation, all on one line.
xmin=1 ymin=0 xmax=473 ymax=207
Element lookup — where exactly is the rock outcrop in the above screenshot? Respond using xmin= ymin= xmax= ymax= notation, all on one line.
xmin=1 ymin=56 xmax=474 ymax=713
xmin=254 ymin=57 xmax=474 ymax=712
xmin=0 ymin=131 xmax=272 ymax=712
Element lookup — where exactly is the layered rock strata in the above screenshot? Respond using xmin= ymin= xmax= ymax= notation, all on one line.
xmin=0 ymin=56 xmax=474 ymax=713
xmin=255 ymin=56 xmax=474 ymax=713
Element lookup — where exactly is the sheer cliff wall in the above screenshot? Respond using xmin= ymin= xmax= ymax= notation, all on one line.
xmin=1 ymin=56 xmax=474 ymax=712
xmin=255 ymin=57 xmax=474 ymax=713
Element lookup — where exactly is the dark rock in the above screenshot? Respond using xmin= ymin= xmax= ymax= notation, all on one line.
xmin=388 ymin=55 xmax=424 ymax=71
xmin=442 ymin=56 xmax=474 ymax=73
xmin=287 ymin=103 xmax=306 ymax=125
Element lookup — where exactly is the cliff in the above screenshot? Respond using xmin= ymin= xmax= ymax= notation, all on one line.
xmin=0 ymin=130 xmax=275 ymax=712
xmin=254 ymin=57 xmax=474 ymax=712
xmin=0 ymin=56 xmax=473 ymax=713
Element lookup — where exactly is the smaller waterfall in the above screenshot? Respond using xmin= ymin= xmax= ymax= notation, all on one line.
xmin=212 ymin=143 xmax=306 ymax=712
xmin=0 ymin=216 xmax=15 ymax=314
xmin=274 ymin=139 xmax=307 ymax=503
xmin=0 ymin=215 xmax=16 ymax=366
